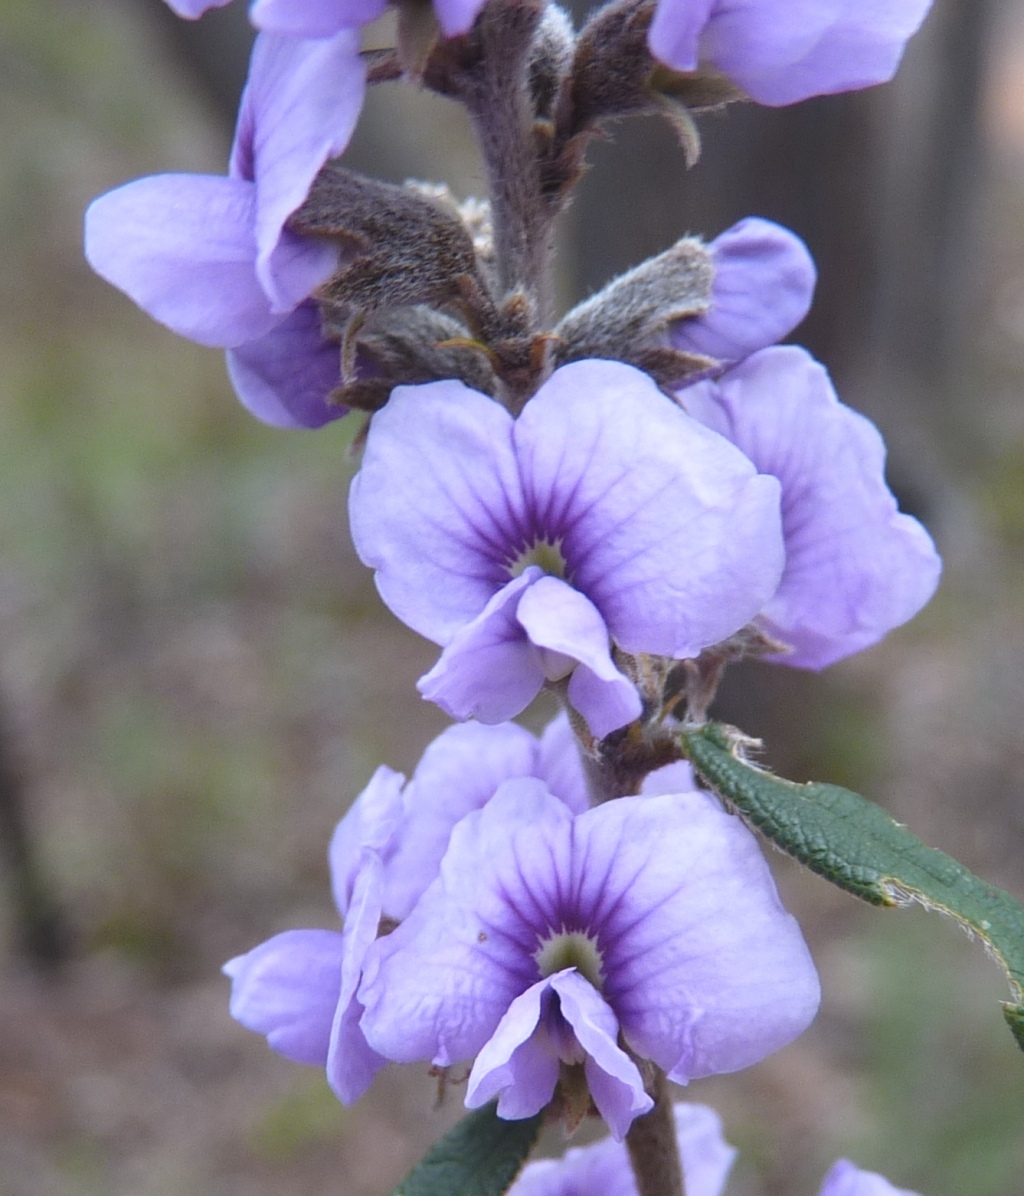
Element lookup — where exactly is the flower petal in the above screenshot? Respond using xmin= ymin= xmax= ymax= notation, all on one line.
xmin=232 ymin=31 xmax=365 ymax=311
xmin=329 ymin=765 xmax=405 ymax=916
xmin=326 ymin=851 xmax=390 ymax=1103
xmin=639 ymin=760 xmax=699 ymax=796
xmin=566 ymin=665 xmax=643 ymax=742
xmin=536 ymin=712 xmax=590 ymax=814
xmin=164 ymin=0 xmax=232 ymax=16
xmin=465 ymin=979 xmax=561 ymax=1119
xmin=672 ymin=1104 xmax=738 ymax=1196
xmin=351 ymin=380 xmax=526 ymax=643
xmin=226 ymin=301 xmax=345 ymax=428
xmin=648 ymin=0 xmax=932 ymax=107
xmin=706 ymin=0 xmax=934 ymax=106
xmin=507 ymin=1134 xmax=636 ymax=1196
xmin=224 ymin=929 xmax=344 ymax=1065
xmin=509 ymin=1102 xmax=737 ymax=1196
xmin=337 ymin=852 xmax=385 ymax=1012
xmin=383 ymin=720 xmax=542 ymax=920
xmin=417 ymin=573 xmax=545 ymax=724
xmin=85 ymin=174 xmax=280 ymax=348
xmin=569 ymin=792 xmax=820 ymax=1081
xmin=819 ymin=1159 xmax=921 ymax=1196
xmin=550 ymin=971 xmax=651 ymax=1141
xmin=680 ymin=347 xmax=941 ymax=668
xmin=647 ymin=0 xmax=715 ymax=72
xmin=326 ymin=989 xmax=390 ymax=1104
xmin=514 ymin=359 xmax=785 ymax=659
xmin=516 ymin=575 xmax=641 ymax=738
xmin=672 ymin=218 xmax=816 ymax=363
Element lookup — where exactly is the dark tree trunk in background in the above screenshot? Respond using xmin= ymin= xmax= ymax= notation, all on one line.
xmin=0 ymin=698 xmax=68 ymax=966
xmin=859 ymin=0 xmax=994 ymax=442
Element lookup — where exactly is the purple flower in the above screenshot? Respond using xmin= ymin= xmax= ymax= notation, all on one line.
xmin=358 ymin=782 xmax=820 ymax=1138
xmin=676 ymin=346 xmax=941 ymax=669
xmin=224 ymin=716 xmax=587 ymax=1102
xmin=85 ymin=32 xmax=364 ymax=428
xmin=509 ymin=1103 xmax=737 ymax=1196
xmin=648 ymin=0 xmax=934 ymax=107
xmin=350 ymin=360 xmax=785 ymax=737
xmin=507 ymin=1107 xmax=921 ymax=1196
xmin=820 ymin=1160 xmax=921 ymax=1196
xmin=672 ymin=218 xmax=816 ymax=365
xmin=166 ymin=0 xmax=487 ymax=39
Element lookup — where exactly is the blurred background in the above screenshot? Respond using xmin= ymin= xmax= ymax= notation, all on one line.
xmin=1 ymin=0 xmax=1024 ymax=1192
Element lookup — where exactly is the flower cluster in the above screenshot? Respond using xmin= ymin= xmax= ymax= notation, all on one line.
xmin=226 ymin=717 xmax=820 ymax=1134
xmin=167 ymin=0 xmax=932 ymax=102
xmin=86 ymin=0 xmax=941 ymax=1190
xmin=84 ymin=0 xmax=935 ymax=425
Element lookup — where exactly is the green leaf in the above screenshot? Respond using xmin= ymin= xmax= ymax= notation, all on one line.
xmin=389 ymin=1103 xmax=544 ymax=1196
xmin=680 ymin=722 xmax=1024 ymax=1053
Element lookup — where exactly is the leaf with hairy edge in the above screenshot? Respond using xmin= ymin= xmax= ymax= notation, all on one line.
xmin=680 ymin=722 xmax=1024 ymax=1053
xmin=390 ymin=1103 xmax=544 ymax=1196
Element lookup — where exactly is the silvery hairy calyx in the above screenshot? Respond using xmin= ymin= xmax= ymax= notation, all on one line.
xmin=84 ymin=0 xmax=1024 ymax=1194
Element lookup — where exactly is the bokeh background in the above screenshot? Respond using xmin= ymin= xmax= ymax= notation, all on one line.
xmin=1 ymin=0 xmax=1024 ymax=1192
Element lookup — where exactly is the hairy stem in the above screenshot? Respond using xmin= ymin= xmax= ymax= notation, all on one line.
xmin=467 ymin=2 xmax=556 ymax=322
xmin=625 ymin=1069 xmax=685 ymax=1196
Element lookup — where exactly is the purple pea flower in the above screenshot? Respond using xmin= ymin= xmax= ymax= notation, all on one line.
xmin=672 ymin=218 xmax=816 ymax=365
xmin=358 ymin=782 xmax=820 ymax=1139
xmin=349 ymin=359 xmax=785 ymax=738
xmin=509 ymin=1103 xmax=737 ymax=1196
xmin=85 ymin=32 xmax=364 ymax=428
xmin=676 ymin=346 xmax=941 ymax=669
xmin=508 ymin=1104 xmax=920 ymax=1196
xmin=224 ymin=716 xmax=588 ymax=1103
xmin=648 ymin=0 xmax=934 ymax=107
xmin=165 ymin=0 xmax=487 ymax=39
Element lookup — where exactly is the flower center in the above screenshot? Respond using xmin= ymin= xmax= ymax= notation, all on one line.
xmin=534 ymin=929 xmax=605 ymax=991
xmin=509 ymin=537 xmax=567 ymax=580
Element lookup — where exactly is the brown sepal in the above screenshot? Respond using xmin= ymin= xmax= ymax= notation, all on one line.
xmin=569 ymin=0 xmax=743 ymax=150
xmin=289 ymin=162 xmax=486 ymax=316
xmin=629 ymin=345 xmax=715 ymax=390
xmin=648 ymin=62 xmax=746 ymax=110
xmin=568 ymin=0 xmax=657 ymax=132
xmin=555 ymin=235 xmax=716 ymax=385
xmin=355 ymin=306 xmax=498 ymax=395
xmin=328 ymin=377 xmax=393 ymax=414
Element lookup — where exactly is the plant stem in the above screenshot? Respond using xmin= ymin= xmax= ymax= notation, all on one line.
xmin=467 ymin=1 xmax=557 ymax=323
xmin=625 ymin=1068 xmax=685 ymax=1196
